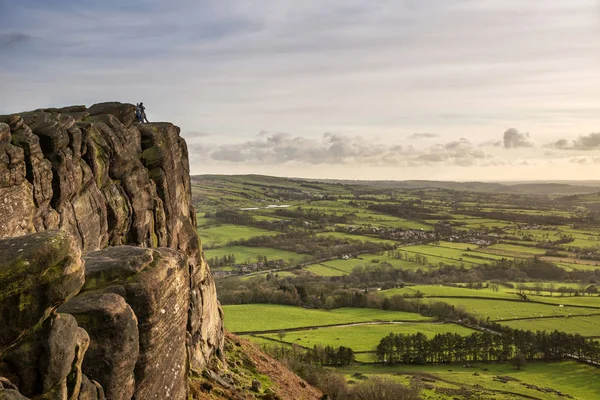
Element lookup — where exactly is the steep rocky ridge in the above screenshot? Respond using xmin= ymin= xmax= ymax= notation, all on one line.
xmin=0 ymin=103 xmax=224 ymax=399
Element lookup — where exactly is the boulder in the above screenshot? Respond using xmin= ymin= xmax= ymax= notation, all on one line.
xmin=0 ymin=230 xmax=84 ymax=348
xmin=3 ymin=314 xmax=88 ymax=399
xmin=58 ymin=293 xmax=138 ymax=400
xmin=87 ymin=102 xmax=136 ymax=127
xmin=82 ymin=246 xmax=190 ymax=400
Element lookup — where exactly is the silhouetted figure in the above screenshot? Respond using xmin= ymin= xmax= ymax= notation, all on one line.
xmin=139 ymin=102 xmax=149 ymax=123
xmin=135 ymin=103 xmax=143 ymax=123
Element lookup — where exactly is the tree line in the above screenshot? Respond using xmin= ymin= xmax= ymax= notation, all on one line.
xmin=269 ymin=344 xmax=354 ymax=367
xmin=232 ymin=233 xmax=393 ymax=259
xmin=375 ymin=328 xmax=600 ymax=366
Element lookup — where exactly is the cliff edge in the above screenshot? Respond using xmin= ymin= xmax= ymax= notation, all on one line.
xmin=0 ymin=103 xmax=224 ymax=399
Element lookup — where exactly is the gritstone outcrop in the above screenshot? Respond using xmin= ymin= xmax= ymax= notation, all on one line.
xmin=0 ymin=103 xmax=224 ymax=399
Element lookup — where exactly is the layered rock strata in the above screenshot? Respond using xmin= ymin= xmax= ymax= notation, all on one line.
xmin=0 ymin=103 xmax=224 ymax=399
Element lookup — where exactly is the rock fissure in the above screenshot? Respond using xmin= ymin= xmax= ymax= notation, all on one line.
xmin=0 ymin=102 xmax=224 ymax=400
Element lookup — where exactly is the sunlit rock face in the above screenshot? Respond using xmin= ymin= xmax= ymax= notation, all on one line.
xmin=0 ymin=103 xmax=224 ymax=399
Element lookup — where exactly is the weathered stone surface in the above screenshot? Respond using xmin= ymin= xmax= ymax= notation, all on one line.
xmin=87 ymin=102 xmax=136 ymax=126
xmin=58 ymin=293 xmax=138 ymax=400
xmin=3 ymin=313 xmax=88 ymax=399
xmin=0 ymin=389 xmax=29 ymax=400
xmin=82 ymin=246 xmax=190 ymax=400
xmin=6 ymin=118 xmax=56 ymax=231
xmin=189 ymin=265 xmax=225 ymax=369
xmin=77 ymin=376 xmax=105 ymax=400
xmin=0 ymin=123 xmax=26 ymax=189
xmin=0 ymin=103 xmax=224 ymax=397
xmin=138 ymin=123 xmax=224 ymax=369
xmin=40 ymin=313 xmax=80 ymax=394
xmin=0 ymin=230 xmax=84 ymax=348
xmin=0 ymin=182 xmax=36 ymax=237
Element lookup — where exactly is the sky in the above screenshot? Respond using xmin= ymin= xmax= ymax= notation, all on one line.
xmin=1 ymin=0 xmax=599 ymax=181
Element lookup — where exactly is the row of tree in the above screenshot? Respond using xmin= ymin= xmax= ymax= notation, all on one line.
xmin=232 ymin=233 xmax=393 ymax=259
xmin=206 ymin=253 xmax=236 ymax=268
xmin=375 ymin=329 xmax=600 ymax=365
xmin=269 ymin=344 xmax=354 ymax=366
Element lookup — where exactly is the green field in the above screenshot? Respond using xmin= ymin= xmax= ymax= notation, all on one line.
xmin=258 ymin=322 xmax=474 ymax=352
xmin=306 ymin=254 xmax=425 ymax=276
xmin=528 ymin=294 xmax=600 ymax=308
xmin=382 ymin=285 xmax=521 ymax=300
xmin=339 ymin=362 xmax=600 ymax=400
xmin=398 ymin=244 xmax=514 ymax=267
xmin=222 ymin=305 xmax=432 ymax=332
xmin=198 ymin=224 xmax=279 ymax=248
xmin=485 ymin=243 xmax=547 ymax=255
xmin=422 ymin=297 xmax=593 ymax=321
xmin=316 ymin=231 xmax=397 ymax=245
xmin=502 ymin=315 xmax=600 ymax=337
xmin=204 ymin=246 xmax=306 ymax=264
xmin=304 ymin=263 xmax=351 ymax=276
xmin=240 ymin=270 xmax=297 ymax=280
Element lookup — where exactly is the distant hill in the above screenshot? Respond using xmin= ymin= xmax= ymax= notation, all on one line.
xmin=194 ymin=175 xmax=600 ymax=196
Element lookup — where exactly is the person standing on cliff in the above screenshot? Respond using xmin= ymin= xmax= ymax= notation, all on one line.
xmin=139 ymin=102 xmax=149 ymax=123
xmin=135 ymin=103 xmax=144 ymax=123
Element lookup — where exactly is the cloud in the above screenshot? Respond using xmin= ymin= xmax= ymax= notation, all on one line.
xmin=0 ymin=33 xmax=33 ymax=52
xmin=207 ymin=132 xmax=493 ymax=168
xmin=408 ymin=132 xmax=439 ymax=140
xmin=478 ymin=139 xmax=502 ymax=147
xmin=503 ymin=128 xmax=534 ymax=149
xmin=569 ymin=156 xmax=600 ymax=164
xmin=547 ymin=132 xmax=600 ymax=150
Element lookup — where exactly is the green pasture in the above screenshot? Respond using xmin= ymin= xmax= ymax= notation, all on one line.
xmin=316 ymin=232 xmax=397 ymax=245
xmin=222 ymin=305 xmax=432 ymax=333
xmin=554 ymin=261 xmax=599 ymax=271
xmin=204 ymin=246 xmax=306 ymax=264
xmin=304 ymin=263 xmax=348 ymax=276
xmin=258 ymin=322 xmax=474 ymax=353
xmin=340 ymin=362 xmax=600 ymax=400
xmin=318 ymin=254 xmax=424 ymax=274
xmin=381 ymin=285 xmax=520 ymax=300
xmin=240 ymin=270 xmax=297 ymax=281
xmin=197 ymin=224 xmax=279 ymax=247
xmin=399 ymin=244 xmax=505 ymax=267
xmin=436 ymin=241 xmax=479 ymax=250
xmin=502 ymin=315 xmax=600 ymax=337
xmin=423 ymin=298 xmax=593 ymax=321
xmin=527 ymin=294 xmax=600 ymax=308
xmin=486 ymin=243 xmax=547 ymax=255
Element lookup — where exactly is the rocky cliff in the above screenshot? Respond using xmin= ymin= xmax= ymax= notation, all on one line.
xmin=0 ymin=103 xmax=224 ymax=399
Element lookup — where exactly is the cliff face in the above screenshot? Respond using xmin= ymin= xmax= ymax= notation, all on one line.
xmin=0 ymin=103 xmax=224 ymax=399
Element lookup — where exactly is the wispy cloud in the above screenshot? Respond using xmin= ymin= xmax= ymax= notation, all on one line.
xmin=408 ymin=132 xmax=440 ymax=140
xmin=0 ymin=32 xmax=33 ymax=52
